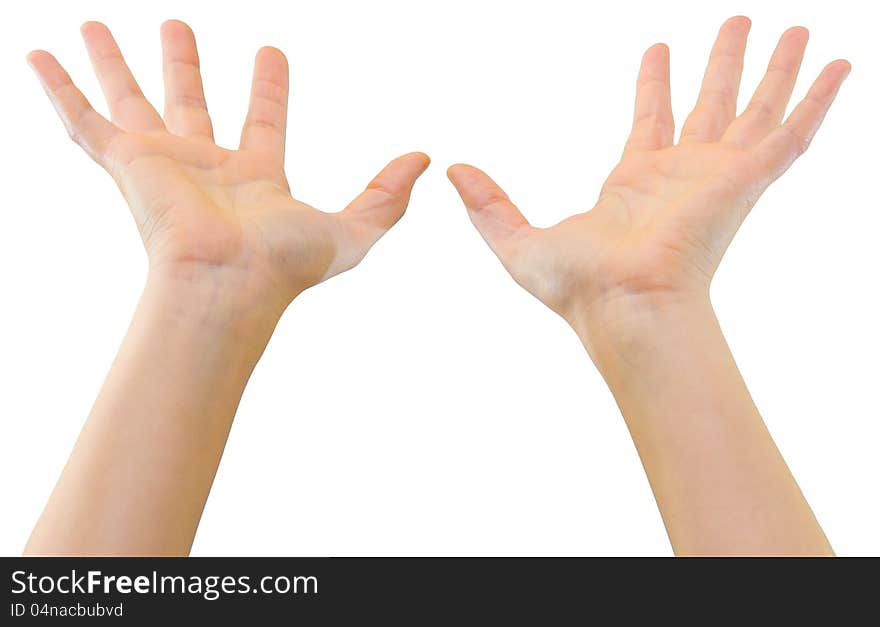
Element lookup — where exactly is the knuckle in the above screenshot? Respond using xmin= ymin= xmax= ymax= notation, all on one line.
xmin=782 ymin=125 xmax=811 ymax=156
xmin=745 ymin=99 xmax=775 ymax=119
xmin=64 ymin=124 xmax=82 ymax=146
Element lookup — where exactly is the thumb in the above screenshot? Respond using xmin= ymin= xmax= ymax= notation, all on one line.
xmin=447 ymin=163 xmax=533 ymax=262
xmin=340 ymin=151 xmax=430 ymax=238
xmin=328 ymin=152 xmax=429 ymax=277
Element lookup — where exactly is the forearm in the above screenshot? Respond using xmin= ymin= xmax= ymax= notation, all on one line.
xmin=25 ymin=268 xmax=280 ymax=556
xmin=574 ymin=294 xmax=832 ymax=556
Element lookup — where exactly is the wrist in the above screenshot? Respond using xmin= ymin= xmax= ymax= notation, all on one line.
xmin=567 ymin=288 xmax=716 ymax=375
xmin=143 ymin=264 xmax=286 ymax=359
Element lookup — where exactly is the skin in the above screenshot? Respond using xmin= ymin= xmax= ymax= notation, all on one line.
xmin=448 ymin=16 xmax=848 ymax=555
xmin=24 ymin=20 xmax=429 ymax=555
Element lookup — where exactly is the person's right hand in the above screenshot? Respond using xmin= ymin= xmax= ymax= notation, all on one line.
xmin=448 ymin=17 xmax=848 ymax=347
xmin=29 ymin=21 xmax=429 ymax=314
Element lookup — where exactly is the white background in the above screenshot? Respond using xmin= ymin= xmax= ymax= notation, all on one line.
xmin=1 ymin=0 xmax=877 ymax=556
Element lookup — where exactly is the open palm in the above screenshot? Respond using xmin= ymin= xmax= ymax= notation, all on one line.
xmin=448 ymin=17 xmax=849 ymax=323
xmin=29 ymin=21 xmax=429 ymax=306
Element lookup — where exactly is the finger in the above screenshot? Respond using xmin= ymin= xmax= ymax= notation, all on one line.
xmin=80 ymin=22 xmax=164 ymax=132
xmin=753 ymin=60 xmax=850 ymax=181
xmin=239 ymin=46 xmax=288 ymax=162
xmin=27 ymin=50 xmax=119 ymax=164
xmin=447 ymin=163 xmax=533 ymax=261
xmin=323 ymin=152 xmax=430 ymax=279
xmin=723 ymin=26 xmax=809 ymax=146
xmin=679 ymin=16 xmax=751 ymax=144
xmin=624 ymin=43 xmax=674 ymax=154
xmin=160 ymin=20 xmax=213 ymax=140
xmin=340 ymin=151 xmax=430 ymax=240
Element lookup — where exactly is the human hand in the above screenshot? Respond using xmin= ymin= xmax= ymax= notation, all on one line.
xmin=448 ymin=17 xmax=848 ymax=345
xmin=28 ymin=21 xmax=429 ymax=316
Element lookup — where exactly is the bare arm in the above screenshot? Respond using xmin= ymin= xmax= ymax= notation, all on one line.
xmin=26 ymin=271 xmax=278 ymax=555
xmin=577 ymin=295 xmax=832 ymax=555
xmin=448 ymin=16 xmax=847 ymax=555
xmin=25 ymin=21 xmax=428 ymax=555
